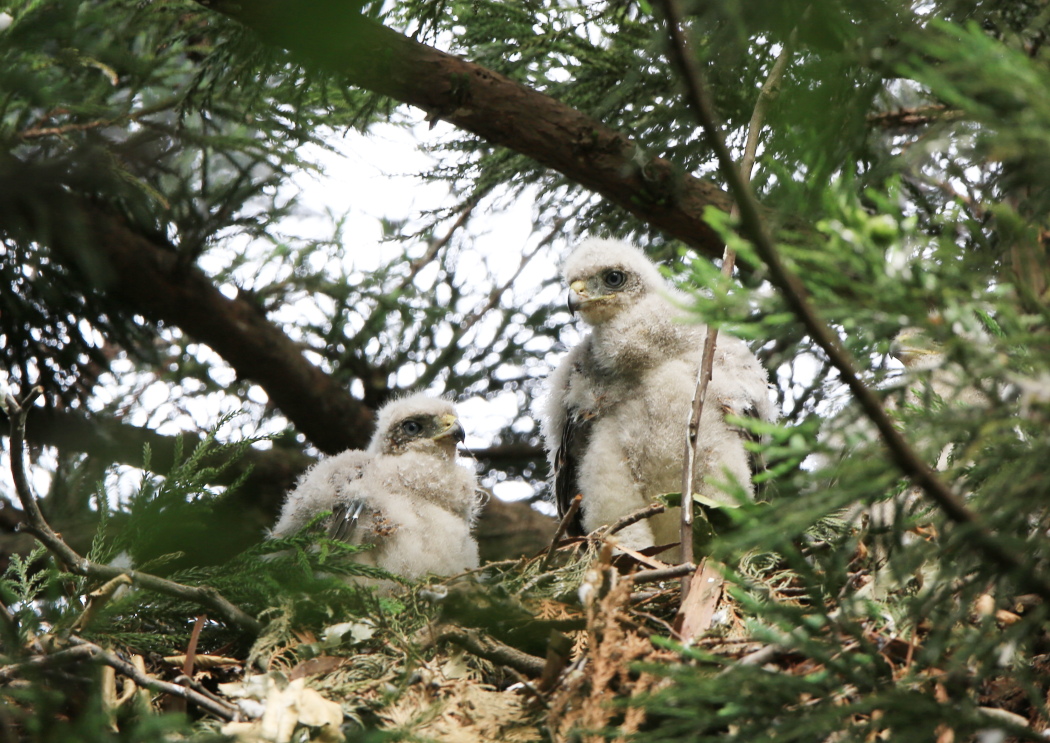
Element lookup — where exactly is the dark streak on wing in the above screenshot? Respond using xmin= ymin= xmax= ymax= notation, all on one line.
xmin=327 ymin=460 xmax=368 ymax=542
xmin=554 ymin=407 xmax=593 ymax=537
xmin=328 ymin=499 xmax=367 ymax=542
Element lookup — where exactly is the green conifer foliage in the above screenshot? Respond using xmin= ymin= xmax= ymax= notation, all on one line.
xmin=2 ymin=0 xmax=1050 ymax=740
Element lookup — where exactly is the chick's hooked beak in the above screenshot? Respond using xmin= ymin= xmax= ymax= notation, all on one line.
xmin=567 ymin=279 xmax=588 ymax=315
xmin=432 ymin=413 xmax=466 ymax=445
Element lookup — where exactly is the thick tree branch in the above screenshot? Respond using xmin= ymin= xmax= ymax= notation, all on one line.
xmin=0 ymin=152 xmax=374 ymax=456
xmin=194 ymin=0 xmax=736 ymax=260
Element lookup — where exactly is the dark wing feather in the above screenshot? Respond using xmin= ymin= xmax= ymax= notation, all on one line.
xmin=554 ymin=408 xmax=592 ymax=537
xmin=328 ymin=499 xmax=367 ymax=542
xmin=325 ymin=458 xmax=369 ymax=541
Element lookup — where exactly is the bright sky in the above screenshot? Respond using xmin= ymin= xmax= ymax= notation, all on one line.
xmin=286 ymin=122 xmax=559 ymax=502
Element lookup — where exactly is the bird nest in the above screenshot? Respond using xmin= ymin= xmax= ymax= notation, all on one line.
xmin=4 ymin=511 xmax=1047 ymax=743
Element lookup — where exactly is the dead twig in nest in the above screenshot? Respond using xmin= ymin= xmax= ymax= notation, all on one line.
xmin=541 ymin=494 xmax=582 ymax=570
xmin=633 ymin=563 xmax=697 ymax=585
xmin=0 ymin=636 xmax=237 ymax=720
xmin=602 ymin=504 xmax=666 ymax=538
xmin=435 ymin=627 xmax=546 ymax=677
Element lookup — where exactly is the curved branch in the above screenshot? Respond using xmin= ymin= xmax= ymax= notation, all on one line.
xmin=2 ymin=391 xmax=262 ymax=635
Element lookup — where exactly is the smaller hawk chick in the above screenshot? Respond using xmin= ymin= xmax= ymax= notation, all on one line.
xmin=271 ymin=394 xmax=481 ymax=588
xmin=542 ymin=239 xmax=775 ymax=557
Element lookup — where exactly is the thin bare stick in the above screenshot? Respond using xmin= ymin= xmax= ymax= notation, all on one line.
xmin=18 ymin=96 xmax=183 ymax=140
xmin=2 ymin=390 xmax=262 ymax=634
xmin=183 ymin=614 xmax=207 ymax=678
xmin=602 ymin=503 xmax=667 ymax=537
xmin=541 ymin=494 xmax=582 ymax=570
xmin=740 ymin=32 xmax=798 ymax=181
xmin=65 ymin=637 xmax=238 ymax=720
xmin=658 ymin=2 xmax=1050 ymax=603
xmin=436 ymin=627 xmax=546 ymax=677
xmin=632 ymin=563 xmax=697 ymax=585
xmin=667 ymin=3 xmax=797 ymax=602
xmin=401 ymin=198 xmax=477 ymax=292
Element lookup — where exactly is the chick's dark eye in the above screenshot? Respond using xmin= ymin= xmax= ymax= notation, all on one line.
xmin=604 ymin=269 xmax=626 ymax=288
xmin=401 ymin=419 xmax=423 ymax=436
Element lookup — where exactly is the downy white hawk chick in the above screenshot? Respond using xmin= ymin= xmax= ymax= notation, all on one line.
xmin=271 ymin=394 xmax=481 ymax=586
xmin=542 ymin=239 xmax=775 ymax=556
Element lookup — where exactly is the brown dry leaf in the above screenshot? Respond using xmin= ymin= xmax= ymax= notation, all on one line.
xmin=288 ymin=656 xmax=345 ymax=681
xmin=676 ymin=559 xmax=725 ymax=643
xmin=995 ymin=609 xmax=1022 ymax=626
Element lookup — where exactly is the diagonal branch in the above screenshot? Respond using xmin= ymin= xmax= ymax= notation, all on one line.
xmin=658 ymin=1 xmax=1050 ymax=604
xmin=2 ymin=390 xmax=262 ymax=635
xmin=0 ymin=149 xmax=375 ymax=455
xmin=1 ymin=636 xmax=238 ymax=720
xmin=194 ymin=0 xmax=738 ymax=260
xmin=665 ymin=0 xmax=796 ymax=601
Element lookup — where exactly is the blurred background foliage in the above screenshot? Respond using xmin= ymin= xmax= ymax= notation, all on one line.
xmin=2 ymin=0 xmax=1050 ymax=739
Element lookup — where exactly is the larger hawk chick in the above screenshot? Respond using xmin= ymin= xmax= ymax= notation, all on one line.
xmin=542 ymin=238 xmax=775 ymax=557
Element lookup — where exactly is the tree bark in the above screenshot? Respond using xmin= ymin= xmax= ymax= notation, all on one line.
xmin=195 ymin=0 xmax=736 ymax=260
xmin=0 ymin=150 xmax=375 ymax=455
